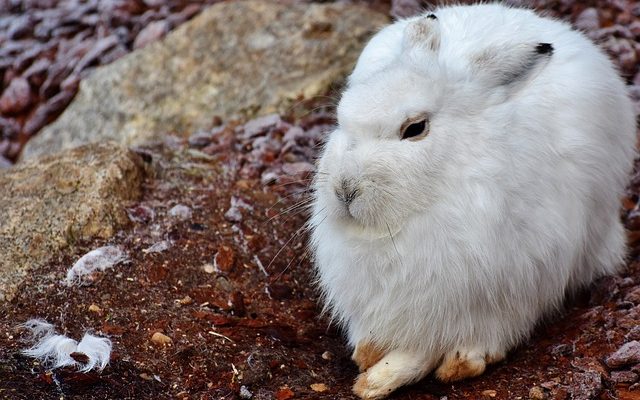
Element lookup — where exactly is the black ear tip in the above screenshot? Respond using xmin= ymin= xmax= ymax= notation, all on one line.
xmin=536 ymin=43 xmax=554 ymax=55
xmin=426 ymin=13 xmax=437 ymax=20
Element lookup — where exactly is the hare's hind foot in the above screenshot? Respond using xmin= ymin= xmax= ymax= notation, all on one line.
xmin=435 ymin=348 xmax=504 ymax=382
xmin=353 ymin=350 xmax=434 ymax=399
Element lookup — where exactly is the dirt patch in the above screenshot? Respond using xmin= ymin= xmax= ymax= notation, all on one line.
xmin=1 ymin=98 xmax=640 ymax=399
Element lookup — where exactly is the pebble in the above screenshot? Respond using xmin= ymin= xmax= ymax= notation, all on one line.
xmin=310 ymin=383 xmax=329 ymax=392
xmin=224 ymin=205 xmax=242 ymax=223
xmin=239 ymin=385 xmax=253 ymax=399
xmin=606 ymin=341 xmax=640 ymax=368
xmin=550 ymin=343 xmax=573 ymax=357
xmin=260 ymin=171 xmax=279 ymax=186
xmin=150 ymin=331 xmax=172 ymax=346
xmin=142 ymin=240 xmax=172 ymax=254
xmin=529 ymin=386 xmax=546 ymax=399
xmin=139 ymin=372 xmax=153 ymax=381
xmin=274 ymin=387 xmax=294 ymax=400
xmin=610 ymin=370 xmax=639 ymax=384
xmin=188 ymin=130 xmax=213 ymax=148
xmin=0 ymin=77 xmax=32 ymax=115
xmin=168 ymin=204 xmax=192 ymax=221
xmin=481 ymin=389 xmax=497 ymax=398
xmin=88 ymin=304 xmax=102 ymax=313
xmin=625 ymin=287 xmax=640 ymax=304
xmin=214 ymin=245 xmax=235 ymax=272
xmin=240 ymin=114 xmax=281 ymax=139
xmin=133 ymin=20 xmax=169 ymax=49
xmin=127 ymin=204 xmax=156 ymax=224
xmin=202 ymin=263 xmax=215 ymax=274
xmin=567 ymin=371 xmax=603 ymax=400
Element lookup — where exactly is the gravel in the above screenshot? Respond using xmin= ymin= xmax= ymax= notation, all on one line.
xmin=0 ymin=0 xmax=223 ymax=162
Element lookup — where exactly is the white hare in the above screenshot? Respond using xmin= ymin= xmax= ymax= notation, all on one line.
xmin=309 ymin=3 xmax=636 ymax=399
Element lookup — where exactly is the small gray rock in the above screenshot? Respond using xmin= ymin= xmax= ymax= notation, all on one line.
xmin=610 ymin=370 xmax=638 ymax=384
xmin=0 ymin=77 xmax=31 ymax=115
xmin=567 ymin=371 xmax=602 ymax=400
xmin=606 ymin=341 xmax=640 ymax=368
xmin=133 ymin=20 xmax=169 ymax=50
xmin=168 ymin=204 xmax=192 ymax=221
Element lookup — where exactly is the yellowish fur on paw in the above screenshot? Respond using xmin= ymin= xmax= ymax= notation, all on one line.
xmin=435 ymin=349 xmax=488 ymax=382
xmin=352 ymin=350 xmax=433 ymax=399
xmin=353 ymin=371 xmax=371 ymax=398
xmin=484 ymin=352 xmax=505 ymax=365
xmin=352 ymin=341 xmax=386 ymax=372
xmin=353 ymin=370 xmax=395 ymax=400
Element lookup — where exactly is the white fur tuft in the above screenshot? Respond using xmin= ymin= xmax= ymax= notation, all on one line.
xmin=21 ymin=319 xmax=112 ymax=372
xmin=76 ymin=334 xmax=112 ymax=372
xmin=21 ymin=318 xmax=55 ymax=339
xmin=65 ymin=245 xmax=128 ymax=285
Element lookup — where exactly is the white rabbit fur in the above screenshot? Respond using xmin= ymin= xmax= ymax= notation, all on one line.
xmin=309 ymin=3 xmax=636 ymax=398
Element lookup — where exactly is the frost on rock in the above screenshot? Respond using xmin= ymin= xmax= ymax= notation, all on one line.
xmin=65 ymin=245 xmax=128 ymax=285
xmin=168 ymin=204 xmax=193 ymax=221
xmin=224 ymin=196 xmax=253 ymax=223
xmin=21 ymin=319 xmax=111 ymax=372
xmin=143 ymin=240 xmax=172 ymax=254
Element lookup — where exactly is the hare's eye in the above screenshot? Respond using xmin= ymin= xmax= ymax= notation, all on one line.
xmin=401 ymin=119 xmax=429 ymax=140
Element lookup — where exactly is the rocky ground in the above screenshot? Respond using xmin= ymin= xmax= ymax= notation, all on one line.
xmin=0 ymin=0 xmax=640 ymax=399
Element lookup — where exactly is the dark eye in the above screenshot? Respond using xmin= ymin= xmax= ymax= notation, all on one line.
xmin=401 ymin=119 xmax=428 ymax=140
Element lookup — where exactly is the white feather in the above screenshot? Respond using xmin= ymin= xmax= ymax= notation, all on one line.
xmin=76 ymin=334 xmax=112 ymax=372
xmin=21 ymin=319 xmax=112 ymax=372
xmin=65 ymin=245 xmax=128 ymax=285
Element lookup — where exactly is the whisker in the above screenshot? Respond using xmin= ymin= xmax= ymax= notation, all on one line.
xmin=271 ymin=245 xmax=313 ymax=283
xmin=268 ymin=198 xmax=315 ymax=222
xmin=270 ymin=255 xmax=297 ymax=283
xmin=265 ymin=222 xmax=310 ymax=273
xmin=270 ymin=208 xmax=328 ymax=278
xmin=283 ymin=94 xmax=339 ymax=116
xmin=265 ymin=190 xmax=314 ymax=214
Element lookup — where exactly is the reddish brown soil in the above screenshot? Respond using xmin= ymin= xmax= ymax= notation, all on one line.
xmin=1 ymin=103 xmax=640 ymax=399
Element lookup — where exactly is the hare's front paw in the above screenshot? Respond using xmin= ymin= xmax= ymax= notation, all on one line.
xmin=352 ymin=350 xmax=433 ymax=399
xmin=435 ymin=348 xmax=504 ymax=382
xmin=352 ymin=340 xmax=386 ymax=372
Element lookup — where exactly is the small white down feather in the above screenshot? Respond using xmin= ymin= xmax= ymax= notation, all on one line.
xmin=21 ymin=319 xmax=111 ymax=372
xmin=64 ymin=245 xmax=128 ymax=285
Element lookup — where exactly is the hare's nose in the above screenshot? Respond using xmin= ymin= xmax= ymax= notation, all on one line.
xmin=335 ymin=179 xmax=360 ymax=205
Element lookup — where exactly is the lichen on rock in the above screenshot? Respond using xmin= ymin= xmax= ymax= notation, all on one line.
xmin=21 ymin=1 xmax=388 ymax=160
xmin=0 ymin=141 xmax=145 ymax=301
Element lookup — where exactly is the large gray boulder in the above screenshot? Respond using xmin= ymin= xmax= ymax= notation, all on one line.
xmin=21 ymin=1 xmax=388 ymax=160
xmin=0 ymin=142 xmax=144 ymax=301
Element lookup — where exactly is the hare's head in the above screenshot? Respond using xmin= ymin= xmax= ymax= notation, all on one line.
xmin=313 ymin=13 xmax=553 ymax=237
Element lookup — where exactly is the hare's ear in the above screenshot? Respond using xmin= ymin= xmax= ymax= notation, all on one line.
xmin=402 ymin=14 xmax=440 ymax=54
xmin=472 ymin=42 xmax=553 ymax=90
